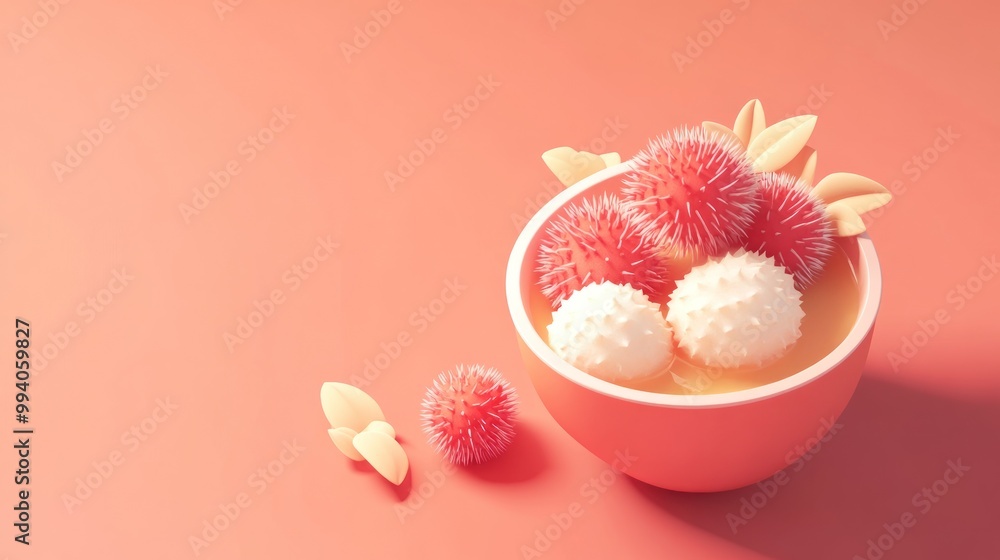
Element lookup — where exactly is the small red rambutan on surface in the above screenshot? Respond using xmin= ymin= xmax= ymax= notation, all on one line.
xmin=420 ymin=365 xmax=519 ymax=465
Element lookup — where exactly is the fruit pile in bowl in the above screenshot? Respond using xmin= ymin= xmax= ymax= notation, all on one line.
xmin=505 ymin=99 xmax=889 ymax=491
xmin=536 ymin=99 xmax=890 ymax=392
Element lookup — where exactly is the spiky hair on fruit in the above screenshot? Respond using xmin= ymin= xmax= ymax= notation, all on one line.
xmin=420 ymin=365 xmax=519 ymax=466
xmin=742 ymin=172 xmax=834 ymax=289
xmin=666 ymin=250 xmax=804 ymax=369
xmin=622 ymin=127 xmax=760 ymax=256
xmin=536 ymin=193 xmax=673 ymax=307
xmin=547 ymin=281 xmax=674 ymax=383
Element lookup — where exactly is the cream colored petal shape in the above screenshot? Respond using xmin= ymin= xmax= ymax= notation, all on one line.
xmin=826 ymin=200 xmax=867 ymax=237
xmin=733 ymin=99 xmax=766 ymax=147
xmin=599 ymin=152 xmax=621 ymax=167
xmin=328 ymin=427 xmax=364 ymax=461
xmin=353 ymin=431 xmax=409 ymax=485
xmin=363 ymin=420 xmax=396 ymax=439
xmin=777 ymin=146 xmax=818 ymax=185
xmin=702 ymin=121 xmax=744 ymax=149
xmin=747 ymin=115 xmax=818 ymax=173
xmin=812 ymin=172 xmax=891 ymax=206
xmin=320 ymin=382 xmax=385 ymax=432
xmin=541 ymin=147 xmax=608 ymax=187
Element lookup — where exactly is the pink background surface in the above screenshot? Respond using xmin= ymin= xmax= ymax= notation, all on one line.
xmin=2 ymin=0 xmax=999 ymax=558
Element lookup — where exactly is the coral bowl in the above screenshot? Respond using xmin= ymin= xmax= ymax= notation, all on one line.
xmin=505 ymin=161 xmax=881 ymax=492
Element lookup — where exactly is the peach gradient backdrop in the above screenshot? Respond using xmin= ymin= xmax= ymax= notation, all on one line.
xmin=2 ymin=1 xmax=999 ymax=559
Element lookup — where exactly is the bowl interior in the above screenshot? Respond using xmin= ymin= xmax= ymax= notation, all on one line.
xmin=505 ymin=161 xmax=882 ymax=408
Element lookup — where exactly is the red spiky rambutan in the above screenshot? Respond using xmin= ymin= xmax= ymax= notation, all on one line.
xmin=536 ymin=193 xmax=672 ymax=307
xmin=622 ymin=127 xmax=760 ymax=256
xmin=420 ymin=365 xmax=519 ymax=466
xmin=743 ymin=172 xmax=834 ymax=288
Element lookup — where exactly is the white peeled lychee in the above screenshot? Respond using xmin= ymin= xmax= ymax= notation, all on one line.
xmin=547 ymin=282 xmax=674 ymax=383
xmin=666 ymin=250 xmax=804 ymax=368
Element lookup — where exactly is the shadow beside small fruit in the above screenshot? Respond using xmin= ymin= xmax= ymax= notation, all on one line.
xmin=462 ymin=422 xmax=550 ymax=484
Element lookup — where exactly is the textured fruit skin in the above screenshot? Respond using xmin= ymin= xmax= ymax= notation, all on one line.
xmin=536 ymin=193 xmax=672 ymax=307
xmin=547 ymin=282 xmax=674 ymax=383
xmin=743 ymin=172 xmax=834 ymax=288
xmin=421 ymin=365 xmax=519 ymax=465
xmin=666 ymin=250 xmax=804 ymax=368
xmin=622 ymin=127 xmax=760 ymax=256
